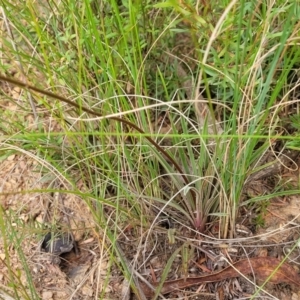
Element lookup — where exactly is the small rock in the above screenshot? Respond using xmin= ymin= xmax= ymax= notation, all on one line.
xmin=82 ymin=285 xmax=93 ymax=297
xmin=7 ymin=155 xmax=15 ymax=161
xmin=42 ymin=290 xmax=53 ymax=300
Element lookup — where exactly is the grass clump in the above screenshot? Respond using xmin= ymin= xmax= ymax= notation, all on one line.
xmin=0 ymin=0 xmax=300 ymax=298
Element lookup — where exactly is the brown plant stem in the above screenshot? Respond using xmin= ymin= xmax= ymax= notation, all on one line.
xmin=0 ymin=74 xmax=195 ymax=202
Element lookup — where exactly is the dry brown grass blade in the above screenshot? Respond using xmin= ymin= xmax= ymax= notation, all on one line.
xmin=140 ymin=257 xmax=300 ymax=297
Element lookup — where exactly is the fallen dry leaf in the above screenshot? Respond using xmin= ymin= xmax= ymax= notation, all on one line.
xmin=140 ymin=257 xmax=300 ymax=297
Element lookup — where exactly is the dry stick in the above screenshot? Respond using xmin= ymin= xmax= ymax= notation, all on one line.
xmin=0 ymin=75 xmax=194 ymax=201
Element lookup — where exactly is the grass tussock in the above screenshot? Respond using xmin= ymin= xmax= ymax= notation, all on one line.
xmin=0 ymin=0 xmax=300 ymax=298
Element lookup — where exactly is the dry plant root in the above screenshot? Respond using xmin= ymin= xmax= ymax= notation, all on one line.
xmin=139 ymin=257 xmax=300 ymax=297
